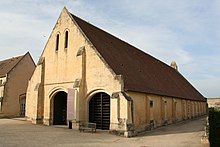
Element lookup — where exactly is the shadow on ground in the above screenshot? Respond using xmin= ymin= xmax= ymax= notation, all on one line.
xmin=137 ymin=116 xmax=206 ymax=137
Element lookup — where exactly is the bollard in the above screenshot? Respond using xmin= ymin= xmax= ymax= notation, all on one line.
xmin=68 ymin=121 xmax=72 ymax=129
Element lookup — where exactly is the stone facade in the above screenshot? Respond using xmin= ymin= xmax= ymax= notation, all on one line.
xmin=26 ymin=8 xmax=207 ymax=137
xmin=0 ymin=53 xmax=35 ymax=118
xmin=26 ymin=9 xmax=122 ymax=125
xmin=128 ymin=91 xmax=207 ymax=133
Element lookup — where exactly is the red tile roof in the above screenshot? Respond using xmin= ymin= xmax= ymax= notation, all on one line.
xmin=0 ymin=55 xmax=23 ymax=78
xmin=71 ymin=13 xmax=205 ymax=102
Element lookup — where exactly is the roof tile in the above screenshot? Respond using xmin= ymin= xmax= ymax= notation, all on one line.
xmin=71 ymin=13 xmax=205 ymax=101
xmin=0 ymin=55 xmax=23 ymax=78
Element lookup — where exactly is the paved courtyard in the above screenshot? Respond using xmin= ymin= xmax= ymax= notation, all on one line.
xmin=0 ymin=117 xmax=208 ymax=147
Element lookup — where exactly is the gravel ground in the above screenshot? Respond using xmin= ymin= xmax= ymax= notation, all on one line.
xmin=0 ymin=117 xmax=209 ymax=147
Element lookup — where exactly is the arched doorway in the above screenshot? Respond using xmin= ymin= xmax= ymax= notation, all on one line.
xmin=53 ymin=91 xmax=67 ymax=125
xmin=89 ymin=92 xmax=110 ymax=130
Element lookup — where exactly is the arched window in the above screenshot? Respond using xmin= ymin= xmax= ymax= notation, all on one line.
xmin=64 ymin=31 xmax=68 ymax=48
xmin=55 ymin=34 xmax=59 ymax=51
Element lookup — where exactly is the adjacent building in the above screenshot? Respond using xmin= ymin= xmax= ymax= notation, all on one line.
xmin=0 ymin=52 xmax=35 ymax=118
xmin=207 ymin=98 xmax=220 ymax=109
xmin=26 ymin=7 xmax=207 ymax=137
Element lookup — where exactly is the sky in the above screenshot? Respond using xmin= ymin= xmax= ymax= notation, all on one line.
xmin=0 ymin=0 xmax=219 ymax=98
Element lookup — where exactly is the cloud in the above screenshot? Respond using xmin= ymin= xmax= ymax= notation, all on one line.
xmin=0 ymin=1 xmax=71 ymax=61
xmin=0 ymin=0 xmax=219 ymax=97
xmin=76 ymin=0 xmax=220 ymax=98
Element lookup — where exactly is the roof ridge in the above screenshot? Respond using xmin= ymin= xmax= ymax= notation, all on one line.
xmin=63 ymin=9 xmax=205 ymax=101
xmin=71 ymin=14 xmax=132 ymax=47
xmin=0 ymin=54 xmax=24 ymax=63
xmin=70 ymin=11 xmax=205 ymax=101
xmin=7 ymin=53 xmax=28 ymax=74
xmin=71 ymin=14 xmax=161 ymax=59
xmin=70 ymin=13 xmax=178 ymax=73
xmin=0 ymin=54 xmax=25 ymax=77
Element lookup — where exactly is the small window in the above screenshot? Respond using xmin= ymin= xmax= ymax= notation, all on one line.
xmin=0 ymin=80 xmax=2 ymax=86
xmin=150 ymin=100 xmax=154 ymax=108
xmin=64 ymin=31 xmax=68 ymax=48
xmin=55 ymin=34 xmax=59 ymax=51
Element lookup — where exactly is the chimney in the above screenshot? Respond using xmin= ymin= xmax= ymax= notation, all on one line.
xmin=170 ymin=61 xmax=178 ymax=71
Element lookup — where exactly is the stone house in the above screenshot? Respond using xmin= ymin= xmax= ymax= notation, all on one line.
xmin=26 ymin=7 xmax=207 ymax=137
xmin=0 ymin=52 xmax=35 ymax=118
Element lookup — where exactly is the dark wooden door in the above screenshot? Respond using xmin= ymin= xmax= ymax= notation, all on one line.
xmin=89 ymin=93 xmax=110 ymax=130
xmin=19 ymin=97 xmax=26 ymax=117
xmin=53 ymin=92 xmax=67 ymax=125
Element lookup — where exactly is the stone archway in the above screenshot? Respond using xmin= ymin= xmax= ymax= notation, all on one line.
xmin=53 ymin=91 xmax=67 ymax=125
xmin=89 ymin=92 xmax=110 ymax=130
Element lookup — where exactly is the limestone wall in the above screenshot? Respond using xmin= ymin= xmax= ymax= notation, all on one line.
xmin=26 ymin=9 xmax=122 ymax=125
xmin=127 ymin=91 xmax=207 ymax=132
xmin=26 ymin=64 xmax=43 ymax=123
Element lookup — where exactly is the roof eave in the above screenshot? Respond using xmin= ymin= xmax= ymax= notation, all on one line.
xmin=126 ymin=89 xmax=206 ymax=102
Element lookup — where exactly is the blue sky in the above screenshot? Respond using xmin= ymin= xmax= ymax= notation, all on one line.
xmin=0 ymin=0 xmax=219 ymax=98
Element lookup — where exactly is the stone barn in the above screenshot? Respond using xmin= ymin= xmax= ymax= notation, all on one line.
xmin=26 ymin=7 xmax=207 ymax=137
xmin=0 ymin=52 xmax=35 ymax=118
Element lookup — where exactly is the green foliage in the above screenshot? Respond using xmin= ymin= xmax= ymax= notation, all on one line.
xmin=208 ymin=108 xmax=220 ymax=147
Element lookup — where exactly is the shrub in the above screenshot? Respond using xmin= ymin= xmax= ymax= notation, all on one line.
xmin=208 ymin=108 xmax=220 ymax=147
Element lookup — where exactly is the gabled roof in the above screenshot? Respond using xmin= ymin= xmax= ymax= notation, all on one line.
xmin=69 ymin=11 xmax=205 ymax=101
xmin=0 ymin=55 xmax=24 ymax=78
